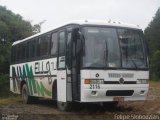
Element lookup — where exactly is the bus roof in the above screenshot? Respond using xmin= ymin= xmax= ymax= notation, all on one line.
xmin=12 ymin=20 xmax=142 ymax=46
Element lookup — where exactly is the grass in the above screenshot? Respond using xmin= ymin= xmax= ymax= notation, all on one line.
xmin=0 ymin=80 xmax=159 ymax=106
xmin=0 ymin=74 xmax=21 ymax=105
xmin=0 ymin=74 xmax=10 ymax=97
xmin=150 ymin=80 xmax=160 ymax=97
xmin=149 ymin=80 xmax=160 ymax=93
xmin=0 ymin=95 xmax=21 ymax=105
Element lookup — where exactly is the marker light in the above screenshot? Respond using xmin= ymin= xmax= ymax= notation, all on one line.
xmin=84 ymin=79 xmax=104 ymax=84
xmin=137 ymin=79 xmax=148 ymax=84
xmin=84 ymin=79 xmax=91 ymax=84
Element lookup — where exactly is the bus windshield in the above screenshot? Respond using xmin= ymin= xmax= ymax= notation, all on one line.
xmin=81 ymin=27 xmax=148 ymax=69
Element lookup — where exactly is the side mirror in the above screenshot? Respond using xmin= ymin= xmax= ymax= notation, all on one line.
xmin=77 ymin=37 xmax=82 ymax=54
xmin=72 ymin=28 xmax=83 ymax=55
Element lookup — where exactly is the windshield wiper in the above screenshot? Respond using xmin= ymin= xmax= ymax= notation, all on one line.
xmin=80 ymin=33 xmax=85 ymax=56
xmin=122 ymin=40 xmax=138 ymax=69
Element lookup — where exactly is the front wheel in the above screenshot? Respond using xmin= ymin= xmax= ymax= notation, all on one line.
xmin=22 ymin=84 xmax=33 ymax=104
xmin=57 ymin=101 xmax=72 ymax=111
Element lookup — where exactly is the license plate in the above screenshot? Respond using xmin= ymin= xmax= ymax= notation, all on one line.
xmin=113 ymin=97 xmax=124 ymax=102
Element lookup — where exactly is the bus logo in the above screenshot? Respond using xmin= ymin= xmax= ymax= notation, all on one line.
xmin=96 ymin=73 xmax=99 ymax=77
xmin=119 ymin=78 xmax=124 ymax=84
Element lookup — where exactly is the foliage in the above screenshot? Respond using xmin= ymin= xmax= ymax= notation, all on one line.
xmin=0 ymin=6 xmax=41 ymax=74
xmin=32 ymin=24 xmax=41 ymax=34
xmin=0 ymin=6 xmax=43 ymax=97
xmin=0 ymin=42 xmax=11 ymax=73
xmin=0 ymin=74 xmax=9 ymax=85
xmin=0 ymin=74 xmax=10 ymax=97
xmin=144 ymin=8 xmax=160 ymax=80
xmin=32 ymin=20 xmax=46 ymax=34
xmin=0 ymin=6 xmax=33 ymax=42
xmin=150 ymin=50 xmax=160 ymax=80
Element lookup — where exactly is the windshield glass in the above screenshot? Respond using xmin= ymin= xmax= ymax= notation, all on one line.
xmin=117 ymin=29 xmax=147 ymax=69
xmin=81 ymin=26 xmax=148 ymax=69
xmin=82 ymin=27 xmax=121 ymax=68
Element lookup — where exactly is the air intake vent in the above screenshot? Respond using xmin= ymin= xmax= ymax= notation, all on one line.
xmin=106 ymin=90 xmax=134 ymax=96
xmin=104 ymin=81 xmax=136 ymax=84
xmin=108 ymin=73 xmax=134 ymax=78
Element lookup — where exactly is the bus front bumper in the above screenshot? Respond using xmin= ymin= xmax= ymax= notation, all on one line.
xmin=81 ymin=84 xmax=149 ymax=102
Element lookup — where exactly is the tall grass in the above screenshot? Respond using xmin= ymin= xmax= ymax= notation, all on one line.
xmin=0 ymin=74 xmax=12 ymax=98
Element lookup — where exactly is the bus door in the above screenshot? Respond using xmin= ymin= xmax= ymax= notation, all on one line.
xmin=66 ymin=27 xmax=81 ymax=102
xmin=66 ymin=30 xmax=72 ymax=102
xmin=70 ymin=28 xmax=81 ymax=101
xmin=57 ymin=30 xmax=67 ymax=102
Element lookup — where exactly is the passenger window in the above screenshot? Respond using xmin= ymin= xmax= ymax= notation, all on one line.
xmin=19 ymin=45 xmax=23 ymax=61
xmin=58 ymin=31 xmax=66 ymax=69
xmin=16 ymin=45 xmax=21 ymax=62
xmin=59 ymin=32 xmax=65 ymax=55
xmin=66 ymin=32 xmax=72 ymax=69
xmin=11 ymin=46 xmax=14 ymax=63
xmin=51 ymin=32 xmax=58 ymax=56
xmin=21 ymin=43 xmax=26 ymax=61
xmin=28 ymin=40 xmax=36 ymax=59
xmin=37 ymin=35 xmax=50 ymax=57
xmin=11 ymin=46 xmax=16 ymax=63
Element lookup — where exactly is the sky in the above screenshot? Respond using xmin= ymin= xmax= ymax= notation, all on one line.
xmin=0 ymin=0 xmax=160 ymax=31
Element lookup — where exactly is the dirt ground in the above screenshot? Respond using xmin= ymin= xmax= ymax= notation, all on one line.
xmin=0 ymin=81 xmax=160 ymax=120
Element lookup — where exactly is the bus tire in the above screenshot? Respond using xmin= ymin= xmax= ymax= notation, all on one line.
xmin=52 ymin=80 xmax=57 ymax=100
xmin=22 ymin=84 xmax=32 ymax=104
xmin=57 ymin=101 xmax=72 ymax=111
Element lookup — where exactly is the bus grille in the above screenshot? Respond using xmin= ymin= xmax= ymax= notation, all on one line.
xmin=104 ymin=81 xmax=136 ymax=84
xmin=106 ymin=90 xmax=134 ymax=96
xmin=108 ymin=73 xmax=134 ymax=78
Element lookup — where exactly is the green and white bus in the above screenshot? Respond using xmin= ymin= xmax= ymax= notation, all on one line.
xmin=10 ymin=20 xmax=149 ymax=111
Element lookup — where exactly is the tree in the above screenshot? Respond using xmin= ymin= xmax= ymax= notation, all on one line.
xmin=32 ymin=20 xmax=46 ymax=34
xmin=144 ymin=8 xmax=160 ymax=80
xmin=0 ymin=42 xmax=11 ymax=73
xmin=151 ymin=50 xmax=160 ymax=79
xmin=0 ymin=6 xmax=35 ymax=42
xmin=0 ymin=6 xmax=40 ymax=73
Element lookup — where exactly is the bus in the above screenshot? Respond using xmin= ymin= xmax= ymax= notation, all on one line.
xmin=10 ymin=20 xmax=149 ymax=111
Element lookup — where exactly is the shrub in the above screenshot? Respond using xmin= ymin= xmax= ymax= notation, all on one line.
xmin=0 ymin=74 xmax=11 ymax=97
xmin=150 ymin=50 xmax=160 ymax=80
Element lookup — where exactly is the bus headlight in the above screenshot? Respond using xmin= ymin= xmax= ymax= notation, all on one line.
xmin=84 ymin=79 xmax=104 ymax=84
xmin=136 ymin=79 xmax=148 ymax=84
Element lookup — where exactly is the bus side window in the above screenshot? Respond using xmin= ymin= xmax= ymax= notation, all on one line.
xmin=18 ymin=43 xmax=25 ymax=62
xmin=59 ymin=31 xmax=65 ymax=56
xmin=26 ymin=41 xmax=29 ymax=60
xmin=16 ymin=45 xmax=20 ymax=62
xmin=14 ymin=45 xmax=17 ymax=63
xmin=37 ymin=35 xmax=50 ymax=57
xmin=66 ymin=32 xmax=72 ymax=69
xmin=58 ymin=31 xmax=66 ymax=69
xmin=51 ymin=32 xmax=58 ymax=56
xmin=11 ymin=46 xmax=16 ymax=64
xmin=28 ymin=39 xmax=36 ymax=60
xmin=19 ymin=45 xmax=22 ymax=62
xmin=21 ymin=43 xmax=26 ymax=61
